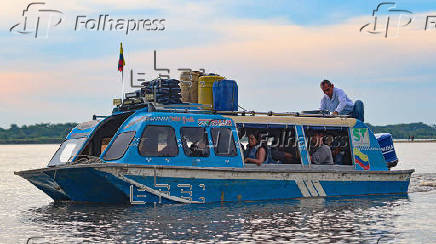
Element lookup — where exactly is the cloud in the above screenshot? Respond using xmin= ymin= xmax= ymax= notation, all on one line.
xmin=122 ymin=13 xmax=436 ymax=86
xmin=123 ymin=13 xmax=436 ymax=122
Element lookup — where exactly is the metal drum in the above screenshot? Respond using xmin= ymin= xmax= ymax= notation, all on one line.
xmin=198 ymin=75 xmax=224 ymax=109
xmin=213 ymin=79 xmax=238 ymax=111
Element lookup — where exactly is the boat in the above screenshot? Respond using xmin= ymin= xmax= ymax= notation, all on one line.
xmin=15 ymin=77 xmax=414 ymax=204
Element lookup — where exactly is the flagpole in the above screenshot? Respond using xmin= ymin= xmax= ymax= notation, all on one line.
xmin=118 ymin=42 xmax=125 ymax=101
xmin=121 ymin=69 xmax=124 ymax=101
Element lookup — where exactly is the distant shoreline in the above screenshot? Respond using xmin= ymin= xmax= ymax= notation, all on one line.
xmin=1 ymin=139 xmax=435 ymax=145
xmin=393 ymin=139 xmax=436 ymax=143
xmin=1 ymin=122 xmax=435 ymax=145
xmin=0 ymin=139 xmax=63 ymax=145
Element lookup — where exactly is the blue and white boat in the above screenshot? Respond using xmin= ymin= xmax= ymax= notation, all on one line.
xmin=15 ymin=106 xmax=413 ymax=204
xmin=15 ymin=75 xmax=413 ymax=204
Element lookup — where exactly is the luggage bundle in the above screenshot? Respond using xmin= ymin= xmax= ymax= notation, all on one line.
xmin=141 ymin=78 xmax=182 ymax=105
xmin=180 ymin=70 xmax=204 ymax=103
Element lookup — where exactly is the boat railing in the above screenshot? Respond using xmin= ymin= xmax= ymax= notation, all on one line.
xmin=72 ymin=155 xmax=106 ymax=165
xmin=150 ymin=105 xmax=351 ymax=118
xmin=92 ymin=115 xmax=109 ymax=120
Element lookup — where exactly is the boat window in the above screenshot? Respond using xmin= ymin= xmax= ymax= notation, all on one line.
xmin=304 ymin=126 xmax=352 ymax=165
xmin=48 ymin=138 xmax=88 ymax=166
xmin=139 ymin=125 xmax=178 ymax=157
xmin=181 ymin=127 xmax=210 ymax=157
xmin=237 ymin=125 xmax=301 ymax=164
xmin=210 ymin=127 xmax=237 ymax=156
xmin=103 ymin=131 xmax=135 ymax=161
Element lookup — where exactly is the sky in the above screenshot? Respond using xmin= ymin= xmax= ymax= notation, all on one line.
xmin=1 ymin=0 xmax=436 ymax=128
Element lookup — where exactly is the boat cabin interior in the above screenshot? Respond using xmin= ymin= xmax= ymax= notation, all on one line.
xmin=238 ymin=125 xmax=301 ymax=165
xmin=238 ymin=123 xmax=353 ymax=167
xmin=78 ymin=112 xmax=133 ymax=159
xmin=304 ymin=126 xmax=353 ymax=166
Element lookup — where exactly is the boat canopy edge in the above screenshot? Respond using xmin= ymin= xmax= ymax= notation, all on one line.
xmin=224 ymin=115 xmax=357 ymax=127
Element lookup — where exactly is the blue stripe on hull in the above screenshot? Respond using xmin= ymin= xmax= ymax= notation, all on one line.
xmin=125 ymin=175 xmax=305 ymax=203
xmin=102 ymin=174 xmax=410 ymax=204
xmin=321 ymin=180 xmax=410 ymax=196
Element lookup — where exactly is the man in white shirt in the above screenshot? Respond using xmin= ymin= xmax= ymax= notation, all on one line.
xmin=320 ymin=80 xmax=364 ymax=122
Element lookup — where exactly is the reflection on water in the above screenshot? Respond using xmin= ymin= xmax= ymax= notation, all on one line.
xmin=20 ymin=196 xmax=411 ymax=243
xmin=1 ymin=144 xmax=436 ymax=243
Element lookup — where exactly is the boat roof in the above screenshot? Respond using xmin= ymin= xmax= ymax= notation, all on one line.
xmin=114 ymin=105 xmax=358 ymax=128
xmin=224 ymin=115 xmax=357 ymax=127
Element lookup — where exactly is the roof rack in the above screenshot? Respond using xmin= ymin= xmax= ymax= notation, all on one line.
xmin=151 ymin=105 xmax=350 ymax=118
xmin=92 ymin=115 xmax=108 ymax=120
xmin=216 ymin=110 xmax=349 ymax=118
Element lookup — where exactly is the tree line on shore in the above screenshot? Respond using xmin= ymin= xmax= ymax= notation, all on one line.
xmin=0 ymin=123 xmax=77 ymax=144
xmin=366 ymin=122 xmax=436 ymax=139
xmin=0 ymin=122 xmax=435 ymax=144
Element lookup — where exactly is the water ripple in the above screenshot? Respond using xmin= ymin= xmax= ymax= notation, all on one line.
xmin=1 ymin=145 xmax=436 ymax=243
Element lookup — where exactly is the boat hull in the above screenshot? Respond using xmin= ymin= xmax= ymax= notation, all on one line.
xmin=15 ymin=163 xmax=413 ymax=204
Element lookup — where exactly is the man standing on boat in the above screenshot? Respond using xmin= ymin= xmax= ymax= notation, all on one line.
xmin=320 ymin=80 xmax=364 ymax=122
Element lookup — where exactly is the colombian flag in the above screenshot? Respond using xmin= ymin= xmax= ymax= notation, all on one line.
xmin=118 ymin=42 xmax=125 ymax=72
xmin=353 ymin=148 xmax=370 ymax=170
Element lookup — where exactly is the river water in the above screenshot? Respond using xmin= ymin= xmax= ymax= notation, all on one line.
xmin=0 ymin=143 xmax=435 ymax=243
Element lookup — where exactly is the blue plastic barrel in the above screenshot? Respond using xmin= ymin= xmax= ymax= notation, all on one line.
xmin=375 ymin=133 xmax=398 ymax=164
xmin=213 ymin=79 xmax=238 ymax=111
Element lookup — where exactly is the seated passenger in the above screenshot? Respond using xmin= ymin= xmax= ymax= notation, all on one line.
xmin=309 ymin=132 xmax=334 ymax=165
xmin=244 ymin=133 xmax=266 ymax=166
xmin=160 ymin=135 xmax=178 ymax=157
xmin=271 ymin=148 xmax=299 ymax=164
xmin=189 ymin=139 xmax=208 ymax=157
xmin=332 ymin=147 xmax=345 ymax=165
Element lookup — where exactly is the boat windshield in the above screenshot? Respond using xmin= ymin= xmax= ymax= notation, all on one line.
xmin=48 ymin=138 xmax=88 ymax=167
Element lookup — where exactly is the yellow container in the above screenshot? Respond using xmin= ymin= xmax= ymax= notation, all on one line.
xmin=198 ymin=75 xmax=224 ymax=109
